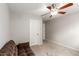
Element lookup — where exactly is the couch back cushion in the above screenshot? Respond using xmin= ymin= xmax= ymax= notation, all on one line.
xmin=0 ymin=40 xmax=18 ymax=56
xmin=17 ymin=42 xmax=35 ymax=56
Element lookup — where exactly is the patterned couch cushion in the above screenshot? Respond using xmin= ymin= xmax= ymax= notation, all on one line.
xmin=0 ymin=40 xmax=18 ymax=56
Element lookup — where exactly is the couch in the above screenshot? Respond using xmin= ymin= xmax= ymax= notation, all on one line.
xmin=0 ymin=40 xmax=35 ymax=56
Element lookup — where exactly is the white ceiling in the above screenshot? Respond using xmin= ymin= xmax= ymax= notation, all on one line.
xmin=8 ymin=3 xmax=49 ymax=16
xmin=8 ymin=3 xmax=79 ymax=21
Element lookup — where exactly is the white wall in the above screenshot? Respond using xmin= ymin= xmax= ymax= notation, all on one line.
xmin=46 ymin=12 xmax=79 ymax=51
xmin=0 ymin=4 xmax=10 ymax=49
xmin=10 ymin=13 xmax=30 ymax=44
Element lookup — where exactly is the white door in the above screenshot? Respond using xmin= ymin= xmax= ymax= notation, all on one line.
xmin=30 ymin=18 xmax=42 ymax=46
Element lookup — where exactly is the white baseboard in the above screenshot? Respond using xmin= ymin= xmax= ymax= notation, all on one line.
xmin=48 ymin=40 xmax=79 ymax=51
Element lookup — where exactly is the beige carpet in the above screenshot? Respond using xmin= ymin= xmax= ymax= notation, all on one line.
xmin=31 ymin=41 xmax=79 ymax=56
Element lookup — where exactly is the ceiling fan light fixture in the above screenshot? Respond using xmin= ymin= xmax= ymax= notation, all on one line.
xmin=51 ymin=11 xmax=58 ymax=16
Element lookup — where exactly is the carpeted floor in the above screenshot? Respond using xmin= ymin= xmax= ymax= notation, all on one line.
xmin=31 ymin=41 xmax=79 ymax=56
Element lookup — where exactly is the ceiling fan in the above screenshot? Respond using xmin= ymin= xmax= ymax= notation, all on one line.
xmin=42 ymin=3 xmax=73 ymax=18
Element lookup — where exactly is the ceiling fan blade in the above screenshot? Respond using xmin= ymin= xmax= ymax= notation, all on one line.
xmin=58 ymin=11 xmax=66 ymax=14
xmin=59 ymin=3 xmax=73 ymax=10
xmin=47 ymin=6 xmax=51 ymax=11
